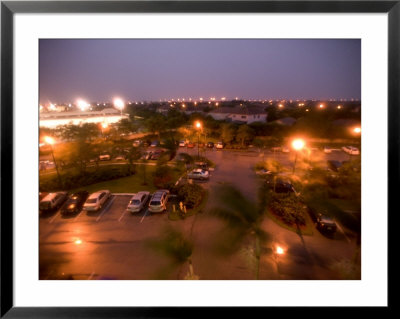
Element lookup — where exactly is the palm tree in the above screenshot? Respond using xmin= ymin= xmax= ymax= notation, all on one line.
xmin=146 ymin=226 xmax=198 ymax=279
xmin=208 ymin=184 xmax=271 ymax=279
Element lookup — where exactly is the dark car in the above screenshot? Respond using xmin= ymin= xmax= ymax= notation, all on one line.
xmin=150 ymin=150 xmax=164 ymax=160
xmin=327 ymin=160 xmax=342 ymax=172
xmin=60 ymin=191 xmax=89 ymax=215
xmin=316 ymin=213 xmax=337 ymax=234
xmin=206 ymin=142 xmax=214 ymax=148
xmin=267 ymin=178 xmax=295 ymax=193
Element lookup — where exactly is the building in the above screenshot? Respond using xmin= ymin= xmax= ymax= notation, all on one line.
xmin=39 ymin=108 xmax=128 ymax=128
xmin=208 ymin=106 xmax=267 ymax=124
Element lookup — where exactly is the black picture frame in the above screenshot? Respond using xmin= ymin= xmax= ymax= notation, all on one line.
xmin=1 ymin=1 xmax=396 ymax=317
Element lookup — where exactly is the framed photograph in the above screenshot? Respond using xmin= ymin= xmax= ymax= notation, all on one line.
xmin=1 ymin=0 xmax=396 ymax=317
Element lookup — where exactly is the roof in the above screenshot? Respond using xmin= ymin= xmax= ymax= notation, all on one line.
xmin=209 ymin=106 xmax=267 ymax=115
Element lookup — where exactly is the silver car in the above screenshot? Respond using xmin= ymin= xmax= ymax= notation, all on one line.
xmin=188 ymin=168 xmax=209 ymax=180
xmin=127 ymin=191 xmax=150 ymax=213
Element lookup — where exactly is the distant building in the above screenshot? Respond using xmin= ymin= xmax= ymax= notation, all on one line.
xmin=208 ymin=106 xmax=267 ymax=124
xmin=39 ymin=108 xmax=128 ymax=128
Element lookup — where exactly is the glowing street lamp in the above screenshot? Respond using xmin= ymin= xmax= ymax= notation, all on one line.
xmin=44 ymin=136 xmax=62 ymax=187
xmin=195 ymin=121 xmax=202 ymax=158
xmin=113 ymin=98 xmax=125 ymax=116
xmin=319 ymin=103 xmax=324 ymax=109
xmin=291 ymin=138 xmax=305 ymax=174
xmin=353 ymin=127 xmax=361 ymax=134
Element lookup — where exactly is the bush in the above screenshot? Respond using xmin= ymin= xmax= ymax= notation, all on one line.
xmin=176 ymin=183 xmax=204 ymax=209
xmin=153 ymin=165 xmax=175 ymax=189
xmin=269 ymin=193 xmax=306 ymax=226
xmin=39 ymin=165 xmax=133 ymax=192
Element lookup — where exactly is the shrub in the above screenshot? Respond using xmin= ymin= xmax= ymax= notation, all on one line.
xmin=153 ymin=165 xmax=175 ymax=189
xmin=269 ymin=193 xmax=306 ymax=226
xmin=176 ymin=183 xmax=204 ymax=209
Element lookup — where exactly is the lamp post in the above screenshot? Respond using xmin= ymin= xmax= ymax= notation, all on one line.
xmin=195 ymin=121 xmax=202 ymax=158
xmin=44 ymin=136 xmax=62 ymax=188
xmin=291 ymin=138 xmax=305 ymax=174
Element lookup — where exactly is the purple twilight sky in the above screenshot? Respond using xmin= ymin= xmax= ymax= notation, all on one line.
xmin=39 ymin=39 xmax=361 ymax=104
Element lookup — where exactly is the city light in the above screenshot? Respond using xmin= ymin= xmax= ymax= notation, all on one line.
xmin=292 ymin=139 xmax=305 ymax=151
xmin=353 ymin=127 xmax=361 ymax=134
xmin=195 ymin=121 xmax=202 ymax=129
xmin=113 ymin=98 xmax=125 ymax=111
xmin=49 ymin=103 xmax=56 ymax=111
xmin=319 ymin=103 xmax=324 ymax=108
xmin=101 ymin=122 xmax=109 ymax=129
xmin=74 ymin=238 xmax=82 ymax=245
xmin=337 ymin=105 xmax=342 ymax=109
xmin=77 ymin=99 xmax=89 ymax=111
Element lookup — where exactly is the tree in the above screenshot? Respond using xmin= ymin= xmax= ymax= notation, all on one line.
xmin=146 ymin=226 xmax=197 ymax=279
xmin=220 ymin=123 xmax=236 ymax=144
xmin=236 ymin=125 xmax=255 ymax=146
xmin=208 ymin=184 xmax=271 ymax=279
xmin=125 ymin=146 xmax=141 ymax=174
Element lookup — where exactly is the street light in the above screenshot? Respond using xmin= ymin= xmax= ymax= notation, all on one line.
xmin=113 ymin=98 xmax=125 ymax=116
xmin=44 ymin=136 xmax=62 ymax=188
xmin=291 ymin=138 xmax=305 ymax=174
xmin=195 ymin=121 xmax=202 ymax=158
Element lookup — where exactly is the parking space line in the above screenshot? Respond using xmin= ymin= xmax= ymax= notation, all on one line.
xmin=140 ymin=210 xmax=149 ymax=223
xmin=118 ymin=210 xmax=128 ymax=222
xmin=96 ymin=196 xmax=115 ymax=222
xmin=73 ymin=210 xmax=84 ymax=222
xmin=48 ymin=210 xmax=61 ymax=224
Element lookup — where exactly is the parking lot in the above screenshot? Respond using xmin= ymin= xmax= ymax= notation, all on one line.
xmin=39 ymin=147 xmax=360 ymax=280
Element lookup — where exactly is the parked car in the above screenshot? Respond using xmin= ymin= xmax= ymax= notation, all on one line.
xmin=115 ymin=155 xmax=125 ymax=161
xmin=150 ymin=140 xmax=160 ymax=147
xmin=179 ymin=140 xmax=186 ymax=147
xmin=39 ymin=191 xmax=49 ymax=202
xmin=195 ymin=161 xmax=209 ymax=171
xmin=206 ymin=141 xmax=214 ymax=148
xmin=323 ymin=146 xmax=332 ymax=154
xmin=187 ymin=142 xmax=195 ymax=148
xmin=140 ymin=151 xmax=152 ymax=160
xmin=316 ymin=213 xmax=337 ymax=233
xmin=216 ymin=141 xmax=224 ymax=149
xmin=327 ymin=160 xmax=342 ymax=172
xmin=126 ymin=191 xmax=150 ymax=213
xmin=60 ymin=191 xmax=89 ymax=215
xmin=148 ymin=190 xmax=170 ymax=213
xmin=132 ymin=140 xmax=142 ymax=147
xmin=198 ymin=143 xmax=205 ymax=148
xmin=255 ymin=169 xmax=273 ymax=176
xmin=188 ymin=168 xmax=209 ymax=180
xmin=342 ymin=146 xmax=360 ymax=155
xmin=39 ymin=192 xmax=68 ymax=213
xmin=99 ymin=154 xmax=111 ymax=161
xmin=270 ymin=146 xmax=282 ymax=152
xmin=150 ymin=150 xmax=164 ymax=160
xmin=83 ymin=190 xmax=111 ymax=211
xmin=270 ymin=178 xmax=295 ymax=194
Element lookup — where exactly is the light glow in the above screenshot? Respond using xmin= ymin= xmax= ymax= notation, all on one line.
xmin=292 ymin=139 xmax=305 ymax=151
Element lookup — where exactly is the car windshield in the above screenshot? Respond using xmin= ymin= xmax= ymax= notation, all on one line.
xmin=86 ymin=198 xmax=97 ymax=204
xmin=150 ymin=201 xmax=161 ymax=206
xmin=130 ymin=199 xmax=141 ymax=205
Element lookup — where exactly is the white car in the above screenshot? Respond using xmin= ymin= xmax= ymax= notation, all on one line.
xmin=148 ymin=190 xmax=169 ymax=213
xmin=216 ymin=142 xmax=224 ymax=149
xmin=127 ymin=191 xmax=150 ymax=213
xmin=188 ymin=168 xmax=209 ymax=180
xmin=99 ymin=154 xmax=111 ymax=161
xmin=179 ymin=140 xmax=186 ymax=147
xmin=83 ymin=190 xmax=111 ymax=211
xmin=342 ymin=146 xmax=360 ymax=155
